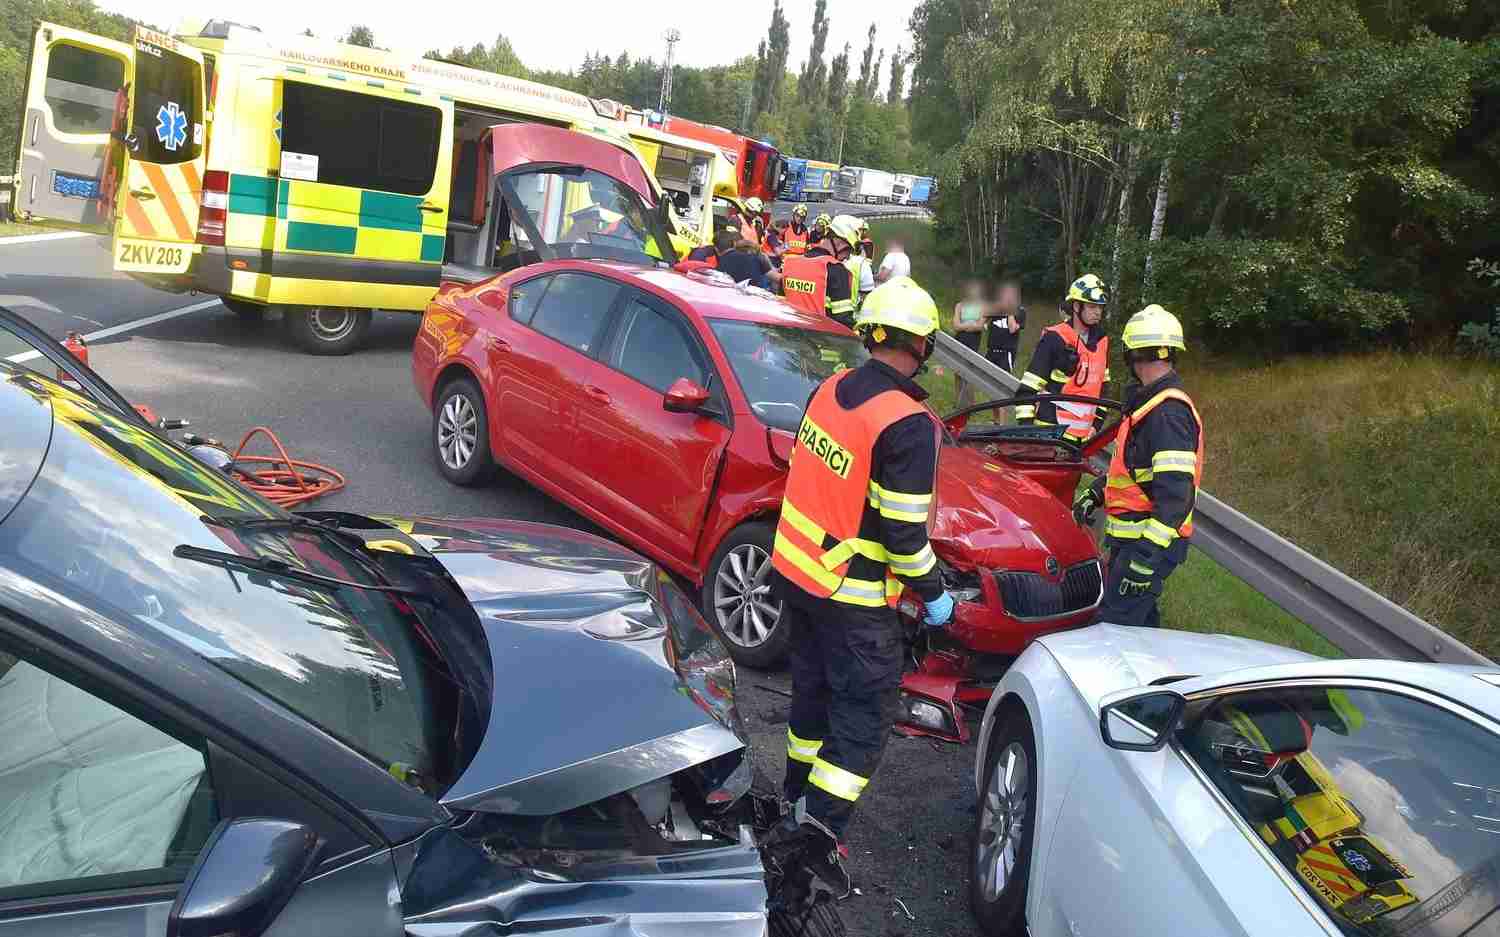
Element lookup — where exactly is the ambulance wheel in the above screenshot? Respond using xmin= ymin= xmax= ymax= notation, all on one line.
xmin=432 ymin=377 xmax=494 ymax=486
xmin=701 ymin=521 xmax=788 ymax=670
xmin=286 ymin=306 xmax=371 ymax=355
xmin=971 ymin=706 xmax=1036 ymax=937
xmin=222 ymin=297 xmax=265 ymax=322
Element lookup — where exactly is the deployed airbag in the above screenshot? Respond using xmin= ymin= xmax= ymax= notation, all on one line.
xmin=0 ymin=662 xmax=204 ymax=889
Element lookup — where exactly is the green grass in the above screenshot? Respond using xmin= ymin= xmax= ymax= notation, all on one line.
xmin=872 ymin=217 xmax=1500 ymax=659
xmin=1163 ymin=552 xmax=1342 ymax=657
xmin=0 ymin=220 xmax=49 ymax=238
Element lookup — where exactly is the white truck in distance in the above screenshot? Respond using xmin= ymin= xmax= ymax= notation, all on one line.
xmin=834 ymin=167 xmax=896 ymax=204
xmin=893 ymin=173 xmax=914 ymax=204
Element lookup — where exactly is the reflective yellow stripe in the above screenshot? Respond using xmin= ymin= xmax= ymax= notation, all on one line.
xmin=781 ymin=500 xmax=829 ymax=546
xmin=773 ymin=531 xmax=843 ymax=591
xmin=819 ymin=537 xmax=889 ymax=569
xmin=1151 ymin=450 xmax=1198 ymax=476
xmin=869 ymin=481 xmax=932 ymax=509
xmin=1105 ymin=517 xmax=1145 ymax=539
xmin=1128 ymin=560 xmax=1155 ymax=577
xmin=887 ymin=543 xmax=936 ymax=577
xmin=1020 ymin=372 xmax=1047 ymax=391
xmin=830 ymin=578 xmax=888 ymax=607
xmin=1108 ymin=476 xmax=1138 ymax=489
xmin=1049 ymin=368 xmax=1073 ymax=384
xmin=1143 ymin=518 xmax=1179 ymax=547
xmin=809 ymin=757 xmax=869 ymax=802
xmin=829 ymin=298 xmax=855 ymax=314
xmin=1014 ymin=405 xmax=1036 ymax=419
xmin=1104 ymin=367 xmax=1111 ymax=382
xmin=878 ymin=504 xmax=929 ymax=523
xmin=787 ymin=729 xmax=823 ymax=764
xmin=1132 ymin=467 xmax=1154 ymax=483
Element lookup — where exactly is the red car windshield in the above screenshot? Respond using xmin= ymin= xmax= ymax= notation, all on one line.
xmin=502 ymin=165 xmax=677 ymax=265
xmin=708 ymin=319 xmax=866 ymax=431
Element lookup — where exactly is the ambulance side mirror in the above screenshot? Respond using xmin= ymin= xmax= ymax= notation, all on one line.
xmin=663 ymin=378 xmax=712 ymax=414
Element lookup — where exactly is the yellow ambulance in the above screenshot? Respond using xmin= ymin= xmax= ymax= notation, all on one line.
xmin=615 ymin=122 xmax=719 ymax=249
xmin=11 ymin=19 xmax=677 ymax=353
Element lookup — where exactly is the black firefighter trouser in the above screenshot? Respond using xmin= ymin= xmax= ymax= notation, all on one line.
xmin=1096 ymin=535 xmax=1190 ymax=628
xmin=780 ymin=586 xmax=903 ymax=840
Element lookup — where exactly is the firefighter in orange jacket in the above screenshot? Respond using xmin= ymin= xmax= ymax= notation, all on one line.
xmin=765 ymin=276 xmax=954 ymax=893
xmin=1016 ymin=273 xmax=1112 ymax=440
xmin=1073 ymin=305 xmax=1202 ymax=628
xmin=780 ymin=204 xmax=812 ymax=257
xmin=780 ymin=215 xmax=859 ymax=326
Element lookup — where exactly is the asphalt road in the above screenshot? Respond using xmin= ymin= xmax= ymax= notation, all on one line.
xmin=0 ymin=220 xmax=977 ymax=937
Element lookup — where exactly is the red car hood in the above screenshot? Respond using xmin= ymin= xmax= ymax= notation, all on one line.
xmin=931 ymin=445 xmax=1097 ymax=573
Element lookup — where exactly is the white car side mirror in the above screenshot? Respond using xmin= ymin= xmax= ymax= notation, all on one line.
xmin=1099 ymin=687 xmax=1187 ymax=752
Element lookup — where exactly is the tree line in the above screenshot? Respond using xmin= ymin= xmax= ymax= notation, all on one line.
xmin=907 ymin=0 xmax=1500 ymax=350
xmin=420 ymin=0 xmax=921 ymax=177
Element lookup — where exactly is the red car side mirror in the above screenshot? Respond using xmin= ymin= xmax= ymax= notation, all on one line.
xmin=663 ymin=378 xmax=712 ymax=414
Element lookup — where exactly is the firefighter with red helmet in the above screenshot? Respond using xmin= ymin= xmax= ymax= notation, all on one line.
xmin=765 ymin=277 xmax=954 ymax=894
xmin=1074 ymin=304 xmax=1202 ymax=627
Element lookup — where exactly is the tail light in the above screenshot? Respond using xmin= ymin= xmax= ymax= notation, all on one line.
xmin=197 ymin=170 xmax=228 ymax=245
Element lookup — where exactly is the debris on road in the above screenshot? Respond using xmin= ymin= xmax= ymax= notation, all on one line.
xmin=893 ymin=897 xmax=915 ymax=921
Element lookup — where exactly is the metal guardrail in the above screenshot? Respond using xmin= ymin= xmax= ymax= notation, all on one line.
xmin=930 ymin=331 xmax=1491 ymax=665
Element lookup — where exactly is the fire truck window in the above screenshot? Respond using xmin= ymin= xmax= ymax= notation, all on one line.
xmin=281 ymin=82 xmax=439 ymax=196
xmin=1178 ymin=685 xmax=1500 ymax=934
xmin=131 ymin=38 xmax=201 ymax=165
xmin=45 ymin=42 xmax=125 ymax=135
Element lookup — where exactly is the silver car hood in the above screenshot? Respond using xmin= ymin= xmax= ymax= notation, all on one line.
xmin=384 ymin=516 xmax=745 ymax=816
xmin=1037 ymin=623 xmax=1317 ymax=708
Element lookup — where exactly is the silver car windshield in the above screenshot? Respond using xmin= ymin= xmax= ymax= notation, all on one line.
xmin=708 ymin=319 xmax=867 ymax=432
xmin=0 ymin=384 xmax=444 ymax=789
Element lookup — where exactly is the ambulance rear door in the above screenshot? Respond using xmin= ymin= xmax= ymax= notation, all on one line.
xmin=12 ymin=22 xmax=133 ymax=232
xmin=111 ymin=28 xmax=209 ymax=277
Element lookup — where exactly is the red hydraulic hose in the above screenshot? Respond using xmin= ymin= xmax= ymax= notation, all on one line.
xmin=229 ymin=426 xmax=346 ymax=508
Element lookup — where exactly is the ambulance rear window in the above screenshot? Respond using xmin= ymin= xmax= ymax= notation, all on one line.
xmin=45 ymin=42 xmax=125 ymax=135
xmin=282 ymin=82 xmax=440 ymax=196
xmin=132 ymin=37 xmax=201 ymax=165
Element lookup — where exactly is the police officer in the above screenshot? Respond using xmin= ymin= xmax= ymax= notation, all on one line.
xmin=766 ymin=276 xmax=954 ymax=893
xmin=1073 ymin=304 xmax=1202 ymax=628
xmin=1016 ymin=273 xmax=1111 ymax=440
xmin=780 ymin=204 xmax=812 ymax=258
xmin=780 ymin=214 xmax=859 ymax=326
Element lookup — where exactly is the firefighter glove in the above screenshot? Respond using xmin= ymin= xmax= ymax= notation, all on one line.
xmin=1072 ymin=479 xmax=1104 ymax=526
xmin=923 ymin=591 xmax=955 ymax=627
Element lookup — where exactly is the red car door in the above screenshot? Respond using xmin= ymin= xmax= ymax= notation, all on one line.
xmin=491 ymin=270 xmax=624 ymax=496
xmin=572 ymin=288 xmax=732 ymax=569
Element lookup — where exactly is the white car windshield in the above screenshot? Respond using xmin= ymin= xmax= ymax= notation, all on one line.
xmin=709 ymin=319 xmax=867 ymax=432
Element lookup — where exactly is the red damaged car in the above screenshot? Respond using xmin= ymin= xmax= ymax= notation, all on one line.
xmin=412 ymin=124 xmax=1107 ymax=741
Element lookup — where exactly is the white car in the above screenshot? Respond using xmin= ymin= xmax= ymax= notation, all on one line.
xmin=970 ymin=623 xmax=1500 ymax=936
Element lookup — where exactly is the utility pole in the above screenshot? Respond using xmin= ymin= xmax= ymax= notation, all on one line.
xmin=659 ymin=28 xmax=681 ymax=116
xmin=835 ymin=99 xmax=849 ymax=165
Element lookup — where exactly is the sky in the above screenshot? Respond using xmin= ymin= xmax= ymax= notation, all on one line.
xmin=102 ymin=0 xmax=921 ymax=76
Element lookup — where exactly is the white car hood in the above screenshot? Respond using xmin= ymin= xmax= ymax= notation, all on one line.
xmin=1038 ymin=624 xmax=1317 ymax=709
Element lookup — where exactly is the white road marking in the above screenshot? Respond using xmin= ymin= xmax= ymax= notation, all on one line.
xmin=0 ymin=230 xmax=94 ymax=245
xmin=5 ymin=297 xmax=222 ymax=363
